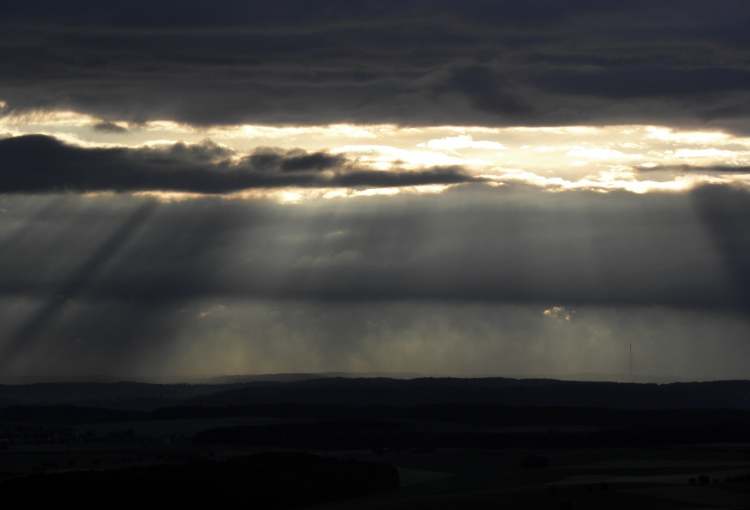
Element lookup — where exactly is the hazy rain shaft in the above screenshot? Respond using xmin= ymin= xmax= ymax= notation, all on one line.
xmin=1 ymin=185 xmax=749 ymax=381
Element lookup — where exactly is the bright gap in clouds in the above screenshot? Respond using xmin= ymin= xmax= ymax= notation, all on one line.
xmin=2 ymin=107 xmax=750 ymax=198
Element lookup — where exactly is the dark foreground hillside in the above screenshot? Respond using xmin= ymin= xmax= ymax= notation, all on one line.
xmin=0 ymin=452 xmax=399 ymax=507
xmin=2 ymin=377 xmax=750 ymax=509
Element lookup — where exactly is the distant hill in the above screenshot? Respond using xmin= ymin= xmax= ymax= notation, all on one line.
xmin=190 ymin=377 xmax=750 ymax=410
xmin=1 ymin=377 xmax=749 ymax=411
xmin=0 ymin=381 xmax=241 ymax=410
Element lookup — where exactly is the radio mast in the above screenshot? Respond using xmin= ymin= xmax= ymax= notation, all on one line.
xmin=629 ymin=342 xmax=633 ymax=382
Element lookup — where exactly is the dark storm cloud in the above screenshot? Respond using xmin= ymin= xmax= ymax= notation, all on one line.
xmin=533 ymin=67 xmax=750 ymax=98
xmin=92 ymin=121 xmax=128 ymax=133
xmin=0 ymin=0 xmax=624 ymax=27
xmin=0 ymin=135 xmax=478 ymax=193
xmin=440 ymin=65 xmax=531 ymax=116
xmin=2 ymin=1 xmax=750 ymax=130
xmin=248 ymin=149 xmax=347 ymax=173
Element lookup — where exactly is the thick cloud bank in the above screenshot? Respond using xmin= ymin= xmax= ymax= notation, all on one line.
xmin=2 ymin=1 xmax=750 ymax=132
xmin=0 ymin=135 xmax=477 ymax=193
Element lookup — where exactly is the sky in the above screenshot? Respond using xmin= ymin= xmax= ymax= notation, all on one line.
xmin=2 ymin=1 xmax=750 ymax=381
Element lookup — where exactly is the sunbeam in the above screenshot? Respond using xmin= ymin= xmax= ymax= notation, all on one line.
xmin=0 ymin=201 xmax=158 ymax=370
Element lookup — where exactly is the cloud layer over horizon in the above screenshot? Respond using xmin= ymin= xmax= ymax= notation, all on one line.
xmin=3 ymin=2 xmax=750 ymax=381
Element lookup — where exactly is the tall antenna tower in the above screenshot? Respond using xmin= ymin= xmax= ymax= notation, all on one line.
xmin=629 ymin=342 xmax=633 ymax=382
